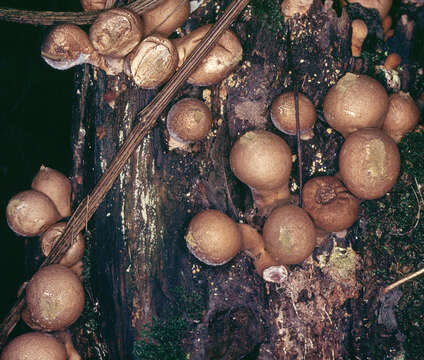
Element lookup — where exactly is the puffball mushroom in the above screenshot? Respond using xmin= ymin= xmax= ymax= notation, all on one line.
xmin=40 ymin=222 xmax=85 ymax=267
xmin=351 ymin=19 xmax=368 ymax=57
xmin=80 ymin=0 xmax=116 ymax=11
xmin=6 ymin=190 xmax=62 ymax=237
xmin=23 ymin=264 xmax=85 ymax=332
xmin=125 ymin=34 xmax=178 ymax=89
xmin=89 ymin=9 xmax=143 ymax=58
xmin=302 ymin=176 xmax=360 ymax=233
xmin=173 ymin=24 xmax=243 ymax=86
xmin=263 ymin=205 xmax=316 ymax=265
xmin=0 ymin=332 xmax=67 ymax=360
xmin=382 ymin=92 xmax=419 ymax=143
xmin=270 ymin=91 xmax=316 ymax=140
xmin=323 ymin=73 xmax=389 ymax=137
xmin=230 ymin=130 xmax=292 ymax=211
xmin=142 ymin=0 xmax=190 ymax=37
xmin=340 ymin=0 xmax=393 ymax=19
xmin=166 ymin=98 xmax=213 ymax=150
xmin=280 ymin=0 xmax=314 ymax=17
xmin=41 ymin=24 xmax=119 ymax=75
xmin=185 ymin=209 xmax=241 ymax=265
xmin=339 ymin=128 xmax=400 ymax=200
xmin=31 ymin=165 xmax=72 ymax=218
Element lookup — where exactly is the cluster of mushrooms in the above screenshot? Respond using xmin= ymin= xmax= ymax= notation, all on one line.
xmin=3 ymin=166 xmax=83 ymax=359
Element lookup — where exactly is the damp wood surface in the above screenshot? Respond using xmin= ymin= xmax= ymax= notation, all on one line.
xmin=64 ymin=0 xmax=424 ymax=359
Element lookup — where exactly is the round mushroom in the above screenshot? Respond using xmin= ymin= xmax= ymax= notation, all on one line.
xmin=31 ymin=166 xmax=72 ymax=218
xmin=89 ymin=8 xmax=143 ymax=58
xmin=185 ymin=209 xmax=241 ymax=266
xmin=230 ymin=130 xmax=292 ymax=211
xmin=173 ymin=24 xmax=243 ymax=86
xmin=263 ymin=205 xmax=316 ymax=265
xmin=351 ymin=19 xmax=368 ymax=57
xmin=270 ymin=91 xmax=316 ymax=140
xmin=142 ymin=0 xmax=190 ymax=37
xmin=40 ymin=222 xmax=85 ymax=267
xmin=166 ymin=98 xmax=213 ymax=150
xmin=125 ymin=34 xmax=178 ymax=89
xmin=302 ymin=176 xmax=360 ymax=233
xmin=339 ymin=128 xmax=400 ymax=199
xmin=80 ymin=0 xmax=116 ymax=11
xmin=24 ymin=264 xmax=85 ymax=332
xmin=382 ymin=92 xmax=419 ymax=143
xmin=0 ymin=332 xmax=67 ymax=360
xmin=323 ymin=73 xmax=389 ymax=137
xmin=6 ymin=190 xmax=62 ymax=237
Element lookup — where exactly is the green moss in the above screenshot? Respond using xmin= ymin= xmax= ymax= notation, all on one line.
xmin=250 ymin=0 xmax=283 ymax=30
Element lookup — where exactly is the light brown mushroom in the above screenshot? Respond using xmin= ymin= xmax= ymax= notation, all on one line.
xmin=339 ymin=128 xmax=400 ymax=199
xmin=166 ymin=98 xmax=213 ymax=150
xmin=302 ymin=176 xmax=360 ymax=233
xmin=6 ymin=190 xmax=62 ymax=237
xmin=40 ymin=222 xmax=85 ymax=267
xmin=351 ymin=19 xmax=368 ymax=57
xmin=323 ymin=73 xmax=389 ymax=137
xmin=80 ymin=0 xmax=116 ymax=12
xmin=54 ymin=331 xmax=82 ymax=360
xmin=270 ymin=91 xmax=316 ymax=140
xmin=384 ymin=53 xmax=402 ymax=70
xmin=262 ymin=205 xmax=316 ymax=265
xmin=382 ymin=92 xmax=419 ymax=143
xmin=125 ymin=34 xmax=178 ymax=89
xmin=142 ymin=0 xmax=190 ymax=37
xmin=173 ymin=24 xmax=243 ymax=86
xmin=382 ymin=15 xmax=392 ymax=33
xmin=23 ymin=264 xmax=85 ymax=332
xmin=280 ymin=0 xmax=314 ymax=17
xmin=340 ymin=0 xmax=393 ymax=19
xmin=185 ymin=209 xmax=241 ymax=266
xmin=89 ymin=9 xmax=143 ymax=58
xmin=230 ymin=130 xmax=292 ymax=212
xmin=0 ymin=332 xmax=67 ymax=360
xmin=31 ymin=165 xmax=72 ymax=218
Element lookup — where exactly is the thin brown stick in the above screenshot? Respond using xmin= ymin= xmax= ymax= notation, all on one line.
xmin=0 ymin=0 xmax=161 ymax=26
xmin=384 ymin=267 xmax=424 ymax=293
xmin=0 ymin=0 xmax=250 ymax=348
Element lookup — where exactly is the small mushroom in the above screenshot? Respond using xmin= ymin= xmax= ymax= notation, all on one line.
xmin=0 ymin=332 xmax=67 ymax=360
xmin=382 ymin=92 xmax=419 ymax=143
xmin=262 ymin=205 xmax=316 ymax=265
xmin=351 ymin=19 xmax=368 ymax=57
xmin=340 ymin=0 xmax=393 ymax=19
xmin=384 ymin=53 xmax=402 ymax=70
xmin=238 ymin=223 xmax=288 ymax=283
xmin=302 ymin=176 xmax=360 ymax=233
xmin=270 ymin=91 xmax=316 ymax=140
xmin=80 ymin=0 xmax=116 ymax=11
xmin=41 ymin=24 xmax=119 ymax=75
xmin=323 ymin=73 xmax=389 ymax=137
xmin=6 ymin=190 xmax=62 ymax=237
xmin=339 ymin=128 xmax=400 ymax=199
xmin=40 ymin=222 xmax=85 ymax=267
xmin=280 ymin=0 xmax=314 ymax=17
xmin=89 ymin=9 xmax=143 ymax=58
xmin=185 ymin=209 xmax=241 ymax=266
xmin=54 ymin=331 xmax=82 ymax=360
xmin=166 ymin=98 xmax=213 ymax=150
xmin=382 ymin=15 xmax=392 ymax=33
xmin=230 ymin=130 xmax=292 ymax=212
xmin=31 ymin=165 xmax=72 ymax=218
xmin=23 ymin=264 xmax=85 ymax=332
xmin=125 ymin=34 xmax=178 ymax=89
xmin=173 ymin=24 xmax=243 ymax=86
xmin=142 ymin=0 xmax=190 ymax=37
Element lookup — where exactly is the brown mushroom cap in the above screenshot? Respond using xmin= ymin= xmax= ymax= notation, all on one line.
xmin=382 ymin=92 xmax=419 ymax=143
xmin=281 ymin=0 xmax=313 ymax=17
xmin=339 ymin=128 xmax=400 ymax=199
xmin=302 ymin=176 xmax=360 ymax=232
xmin=173 ymin=24 xmax=243 ymax=86
xmin=263 ymin=205 xmax=316 ymax=265
xmin=230 ymin=130 xmax=292 ymax=191
xmin=0 ymin=332 xmax=67 ymax=360
xmin=126 ymin=34 xmax=178 ymax=89
xmin=80 ymin=0 xmax=116 ymax=12
xmin=24 ymin=264 xmax=85 ymax=331
xmin=270 ymin=92 xmax=316 ymax=139
xmin=142 ymin=0 xmax=190 ymax=37
xmin=166 ymin=98 xmax=213 ymax=144
xmin=31 ymin=166 xmax=72 ymax=218
xmin=89 ymin=9 xmax=143 ymax=58
xmin=185 ymin=209 xmax=241 ymax=266
xmin=340 ymin=0 xmax=393 ymax=18
xmin=40 ymin=222 xmax=85 ymax=267
xmin=323 ymin=73 xmax=389 ymax=137
xmin=6 ymin=190 xmax=62 ymax=237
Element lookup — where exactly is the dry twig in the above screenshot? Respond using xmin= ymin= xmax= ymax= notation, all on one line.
xmin=384 ymin=267 xmax=424 ymax=293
